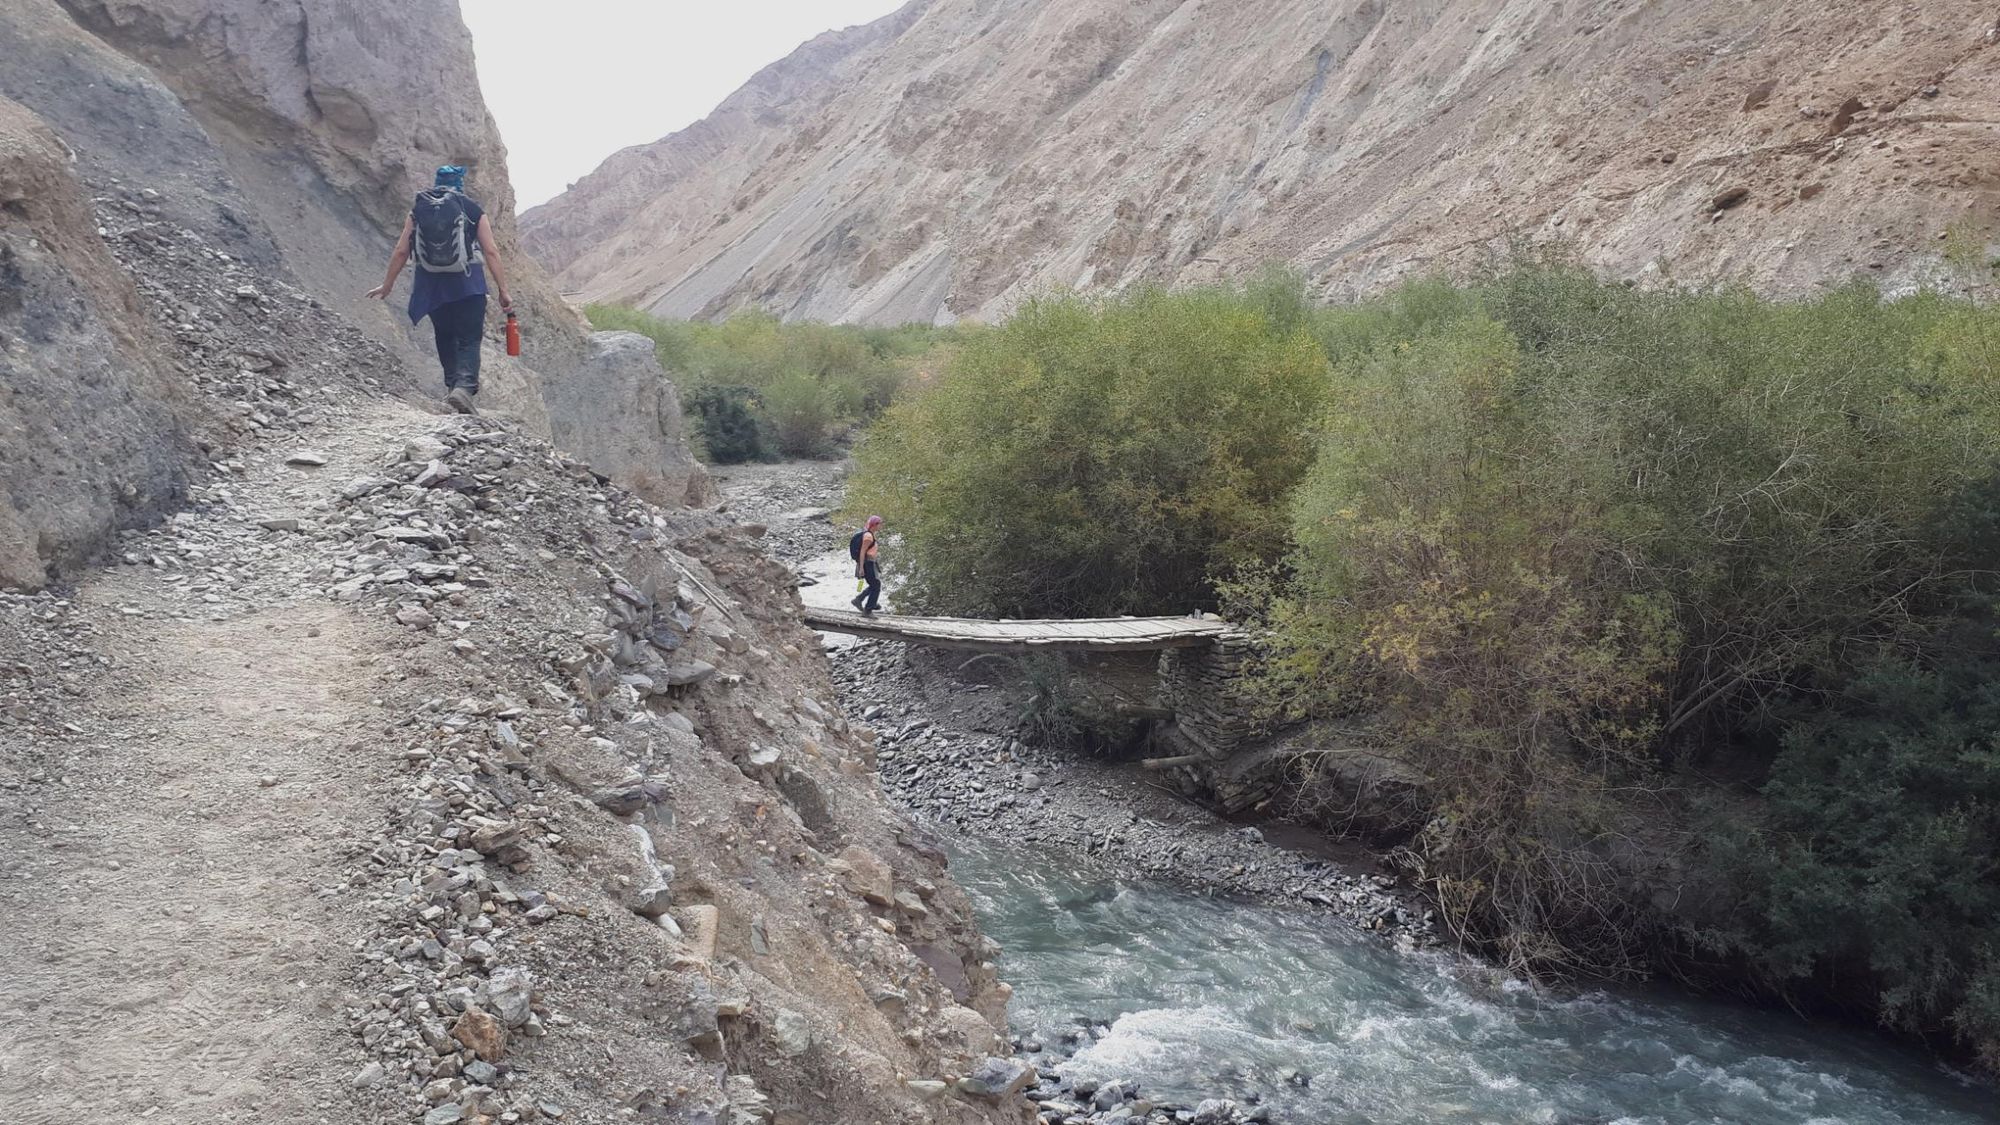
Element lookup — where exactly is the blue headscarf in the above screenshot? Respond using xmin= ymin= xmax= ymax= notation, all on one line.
xmin=434 ymin=164 xmax=466 ymax=190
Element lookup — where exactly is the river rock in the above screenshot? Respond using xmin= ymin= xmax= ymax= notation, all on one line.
xmin=954 ymin=1056 xmax=1034 ymax=1102
xmin=1193 ymin=1099 xmax=1241 ymax=1124
xmin=1092 ymin=1080 xmax=1132 ymax=1110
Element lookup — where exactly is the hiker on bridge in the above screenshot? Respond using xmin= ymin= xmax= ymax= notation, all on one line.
xmin=851 ymin=515 xmax=884 ymax=615
xmin=366 ymin=164 xmax=514 ymax=415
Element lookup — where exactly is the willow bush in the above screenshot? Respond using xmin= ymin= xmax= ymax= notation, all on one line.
xmin=845 ymin=283 xmax=1329 ymax=616
xmin=585 ymin=305 xmax=947 ymax=460
xmin=1270 ymin=262 xmax=2000 ymax=1021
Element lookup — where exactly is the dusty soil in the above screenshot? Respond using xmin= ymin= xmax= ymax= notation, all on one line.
xmin=3 ymin=605 xmax=394 ymax=1123
xmin=1 ymin=403 xmax=421 ymax=1123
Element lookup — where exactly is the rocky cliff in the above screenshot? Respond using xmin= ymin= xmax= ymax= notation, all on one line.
xmin=523 ymin=0 xmax=2000 ymax=324
xmin=0 ymin=94 xmax=193 ymax=588
xmin=0 ymin=0 xmax=705 ymax=588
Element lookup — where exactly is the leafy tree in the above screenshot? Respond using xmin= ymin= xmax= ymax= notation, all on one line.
xmin=846 ymin=283 xmax=1329 ymax=616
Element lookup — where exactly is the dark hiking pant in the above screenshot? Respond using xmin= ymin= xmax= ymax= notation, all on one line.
xmin=429 ymin=293 xmax=487 ymax=392
xmin=859 ymin=560 xmax=881 ymax=611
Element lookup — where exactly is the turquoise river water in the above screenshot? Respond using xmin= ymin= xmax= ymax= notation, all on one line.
xmin=948 ymin=839 xmax=1998 ymax=1125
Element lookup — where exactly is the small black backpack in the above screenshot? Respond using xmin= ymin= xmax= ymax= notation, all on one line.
xmin=411 ymin=187 xmax=472 ymax=273
xmin=849 ymin=529 xmax=867 ymax=562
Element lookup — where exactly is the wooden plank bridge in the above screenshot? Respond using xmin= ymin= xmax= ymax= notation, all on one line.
xmin=799 ymin=608 xmax=1231 ymax=653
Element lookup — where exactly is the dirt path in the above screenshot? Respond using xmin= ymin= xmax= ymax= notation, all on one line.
xmin=0 ymin=401 xmax=426 ymax=1124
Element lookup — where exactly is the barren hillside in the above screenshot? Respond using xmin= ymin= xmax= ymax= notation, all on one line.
xmin=523 ymin=0 xmax=2000 ymax=324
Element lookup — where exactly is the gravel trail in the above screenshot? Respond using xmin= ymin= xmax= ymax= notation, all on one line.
xmin=0 ymin=403 xmax=425 ymax=1124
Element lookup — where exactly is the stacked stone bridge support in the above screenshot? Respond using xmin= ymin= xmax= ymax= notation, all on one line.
xmin=1155 ymin=627 xmax=1257 ymax=759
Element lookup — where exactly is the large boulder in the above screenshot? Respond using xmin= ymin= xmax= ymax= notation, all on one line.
xmin=540 ymin=331 xmax=712 ymax=509
xmin=0 ymin=95 xmax=192 ymax=588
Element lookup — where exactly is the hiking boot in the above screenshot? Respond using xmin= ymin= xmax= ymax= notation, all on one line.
xmin=851 ymin=592 xmax=866 ymax=611
xmin=446 ymin=387 xmax=477 ymax=415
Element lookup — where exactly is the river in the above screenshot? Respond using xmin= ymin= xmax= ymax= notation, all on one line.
xmin=949 ymin=837 xmax=1997 ymax=1125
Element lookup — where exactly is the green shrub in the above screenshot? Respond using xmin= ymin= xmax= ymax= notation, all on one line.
xmin=583 ymin=304 xmax=944 ymax=462
xmin=1697 ymin=653 xmax=2000 ymax=1066
xmin=1277 ymin=304 xmax=1678 ymax=974
xmin=759 ymin=372 xmax=842 ymax=459
xmin=845 ymin=282 xmax=1330 ymax=617
xmin=684 ymin=385 xmax=764 ymax=464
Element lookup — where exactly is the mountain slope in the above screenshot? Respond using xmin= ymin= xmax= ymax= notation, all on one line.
xmin=524 ymin=0 xmax=2000 ymax=324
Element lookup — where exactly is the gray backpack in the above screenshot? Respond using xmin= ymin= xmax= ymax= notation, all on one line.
xmin=411 ymin=188 xmax=473 ymax=273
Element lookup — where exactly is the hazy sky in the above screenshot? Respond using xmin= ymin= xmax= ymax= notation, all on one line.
xmin=462 ymin=0 xmax=906 ymax=208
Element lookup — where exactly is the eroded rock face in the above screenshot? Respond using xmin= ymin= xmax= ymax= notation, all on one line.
xmin=49 ymin=0 xmax=588 ymax=361
xmin=0 ymin=95 xmax=191 ymax=588
xmin=0 ymin=0 xmax=706 ymax=587
xmin=525 ymin=0 xmax=2000 ymax=323
xmin=54 ymin=0 xmax=521 ymax=237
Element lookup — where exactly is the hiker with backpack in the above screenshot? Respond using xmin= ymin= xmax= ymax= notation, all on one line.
xmin=365 ymin=165 xmax=514 ymax=414
xmin=850 ymin=515 xmax=884 ymax=615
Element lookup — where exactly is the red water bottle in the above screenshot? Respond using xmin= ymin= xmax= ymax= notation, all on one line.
xmin=505 ymin=312 xmax=521 ymax=356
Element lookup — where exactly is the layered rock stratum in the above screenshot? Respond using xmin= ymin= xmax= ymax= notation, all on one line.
xmin=523 ymin=0 xmax=2000 ymax=324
